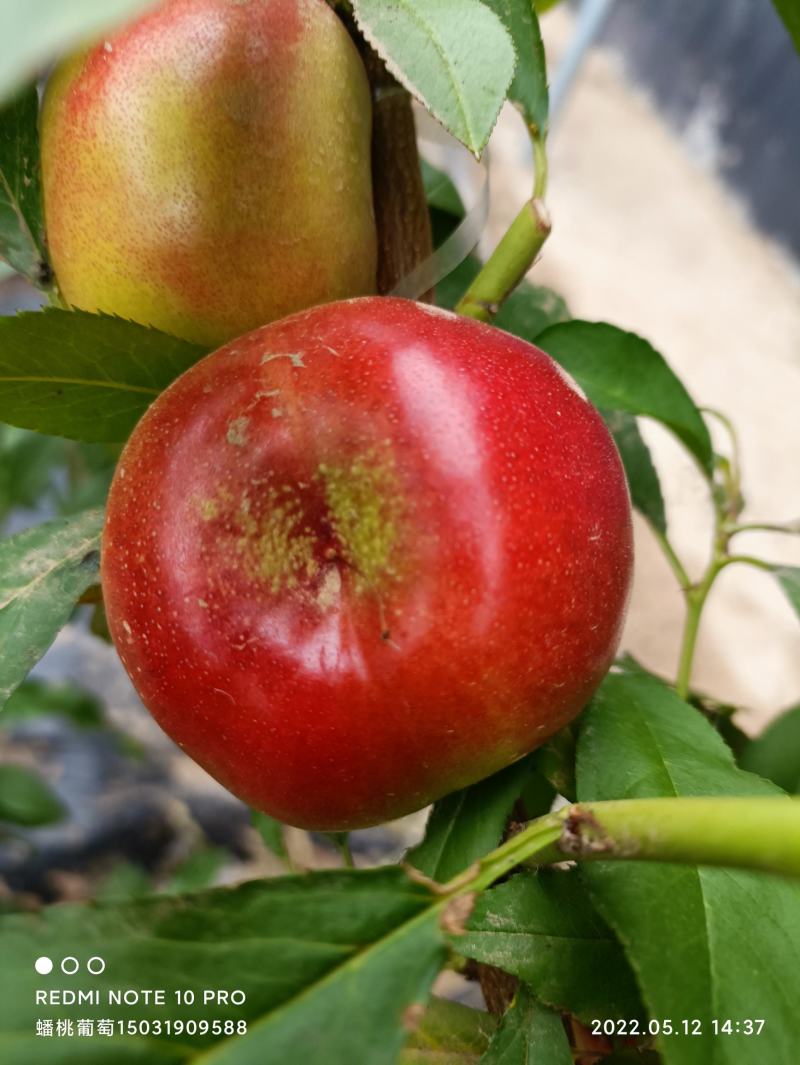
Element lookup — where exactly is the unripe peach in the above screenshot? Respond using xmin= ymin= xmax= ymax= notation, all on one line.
xmin=41 ymin=0 xmax=377 ymax=346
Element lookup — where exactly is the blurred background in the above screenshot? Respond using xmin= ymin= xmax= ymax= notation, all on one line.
xmin=1 ymin=0 xmax=799 ymax=915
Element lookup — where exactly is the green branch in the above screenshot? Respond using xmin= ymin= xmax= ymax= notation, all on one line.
xmin=675 ymin=558 xmax=723 ymax=699
xmin=442 ymin=797 xmax=800 ymax=896
xmin=728 ymin=520 xmax=800 ymax=536
xmin=455 ymin=198 xmax=551 ymax=323
xmin=455 ymin=121 xmax=550 ymax=324
xmin=650 ymin=525 xmax=691 ymax=591
xmin=721 ymin=554 xmax=777 ymax=574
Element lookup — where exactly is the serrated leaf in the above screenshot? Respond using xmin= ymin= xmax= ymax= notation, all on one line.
xmin=576 ymin=670 xmax=800 ymax=1065
xmin=0 ymin=867 xmax=445 ymax=1065
xmin=0 ymin=508 xmax=103 ymax=706
xmin=0 ymin=309 xmax=207 ymax=442
xmin=0 ymin=763 xmax=63 ymax=825
xmin=0 ymin=85 xmax=48 ymax=285
xmin=603 ymin=410 xmax=667 ymax=534
xmin=774 ymin=565 xmax=800 ymax=618
xmin=457 ymin=869 xmax=643 ymax=1024
xmin=408 ymin=758 xmax=532 ymax=883
xmin=772 ymin=0 xmax=800 ymax=55
xmin=482 ymin=0 xmax=548 ymax=136
xmin=352 ymin=0 xmax=516 ymax=155
xmin=0 ymin=1 xmax=158 ymax=104
xmin=740 ymin=703 xmax=800 ymax=794
xmin=536 ymin=321 xmax=713 ymax=475
xmin=481 ymin=985 xmax=571 ymax=1065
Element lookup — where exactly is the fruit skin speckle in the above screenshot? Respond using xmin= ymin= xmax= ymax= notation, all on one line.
xmin=40 ymin=0 xmax=377 ymax=347
xmin=101 ymin=297 xmax=633 ymax=830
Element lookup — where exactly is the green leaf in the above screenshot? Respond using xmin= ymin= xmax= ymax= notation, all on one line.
xmin=401 ymin=997 xmax=495 ymax=1063
xmin=96 ymin=863 xmax=153 ymax=902
xmin=0 ymin=508 xmax=103 ymax=706
xmin=457 ymin=870 xmax=643 ymax=1023
xmin=0 ymin=85 xmax=48 ymax=285
xmin=0 ymin=425 xmax=67 ymax=522
xmin=481 ymin=986 xmax=571 ymax=1065
xmin=0 ymin=309 xmax=207 ymax=442
xmin=436 ymin=256 xmax=568 ymax=338
xmin=163 ymin=848 xmax=227 ymax=895
xmin=0 ymin=867 xmax=446 ymax=1064
xmin=56 ymin=441 xmax=118 ymax=515
xmin=603 ymin=410 xmax=667 ymax=534
xmin=321 ymin=831 xmax=353 ymax=865
xmin=421 ymin=158 xmax=465 ymax=219
xmin=536 ymin=321 xmax=713 ymax=475
xmin=496 ymin=282 xmax=570 ymax=344
xmin=0 ymin=1 xmax=158 ymax=104
xmin=408 ymin=759 xmax=532 ymax=882
xmin=529 ymin=723 xmax=577 ymax=802
xmin=421 ymin=158 xmax=466 ymax=246
xmin=0 ymin=763 xmax=63 ymax=825
xmin=740 ymin=703 xmax=800 ymax=794
xmin=2 ymin=677 xmax=104 ymax=728
xmin=772 ymin=0 xmax=800 ymax=54
xmin=352 ymin=0 xmax=516 ymax=156
xmin=482 ymin=0 xmax=548 ymax=137
xmin=519 ymin=766 xmax=556 ymax=818
xmin=576 ymin=670 xmax=800 ymax=1065
xmin=252 ymin=809 xmax=289 ymax=861
xmin=775 ymin=565 xmax=800 ymax=618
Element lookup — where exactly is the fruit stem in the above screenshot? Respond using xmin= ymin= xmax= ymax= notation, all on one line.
xmin=455 ymin=197 xmax=551 ymax=323
xmin=444 ymin=796 xmax=800 ymax=896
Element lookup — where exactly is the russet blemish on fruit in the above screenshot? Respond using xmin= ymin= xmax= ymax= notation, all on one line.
xmin=196 ymin=444 xmax=406 ymax=606
xmin=226 ymin=416 xmax=250 ymax=446
xmin=316 ymin=445 xmax=404 ymax=596
xmin=260 ymin=351 xmax=306 ymax=368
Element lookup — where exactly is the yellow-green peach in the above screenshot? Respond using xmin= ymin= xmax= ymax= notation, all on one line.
xmin=41 ymin=0 xmax=377 ymax=346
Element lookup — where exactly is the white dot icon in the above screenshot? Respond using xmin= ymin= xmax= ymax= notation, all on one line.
xmin=34 ymin=956 xmax=53 ymax=975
